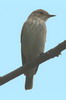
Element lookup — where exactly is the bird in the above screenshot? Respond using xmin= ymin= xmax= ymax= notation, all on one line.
xmin=21 ymin=9 xmax=55 ymax=90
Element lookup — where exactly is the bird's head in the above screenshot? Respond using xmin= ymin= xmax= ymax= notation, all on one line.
xmin=28 ymin=9 xmax=56 ymax=22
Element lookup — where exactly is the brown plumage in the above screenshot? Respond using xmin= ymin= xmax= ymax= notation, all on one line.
xmin=21 ymin=9 xmax=55 ymax=90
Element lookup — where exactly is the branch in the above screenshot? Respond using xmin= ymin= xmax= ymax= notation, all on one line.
xmin=0 ymin=40 xmax=66 ymax=85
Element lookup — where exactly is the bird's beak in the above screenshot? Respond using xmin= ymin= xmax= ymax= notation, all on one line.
xmin=48 ymin=14 xmax=56 ymax=17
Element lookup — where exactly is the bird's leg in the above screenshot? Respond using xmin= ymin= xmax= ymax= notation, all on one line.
xmin=40 ymin=52 xmax=44 ymax=56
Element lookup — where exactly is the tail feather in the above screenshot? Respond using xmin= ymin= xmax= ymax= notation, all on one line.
xmin=25 ymin=75 xmax=33 ymax=90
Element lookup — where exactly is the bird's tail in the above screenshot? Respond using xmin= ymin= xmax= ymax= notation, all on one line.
xmin=25 ymin=75 xmax=33 ymax=90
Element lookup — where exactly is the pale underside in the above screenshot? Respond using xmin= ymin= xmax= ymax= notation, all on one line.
xmin=21 ymin=18 xmax=47 ymax=76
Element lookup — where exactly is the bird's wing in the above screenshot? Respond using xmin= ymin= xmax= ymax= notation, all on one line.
xmin=21 ymin=20 xmax=34 ymax=65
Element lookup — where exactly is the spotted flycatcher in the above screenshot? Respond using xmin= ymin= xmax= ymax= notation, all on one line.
xmin=21 ymin=9 xmax=55 ymax=90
